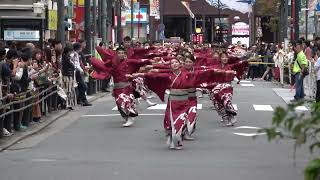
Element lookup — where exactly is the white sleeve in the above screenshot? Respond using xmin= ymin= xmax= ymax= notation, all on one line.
xmin=14 ymin=68 xmax=23 ymax=80
xmin=315 ymin=59 xmax=320 ymax=70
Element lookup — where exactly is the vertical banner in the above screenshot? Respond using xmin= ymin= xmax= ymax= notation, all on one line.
xmin=149 ymin=0 xmax=160 ymax=17
xmin=48 ymin=10 xmax=58 ymax=30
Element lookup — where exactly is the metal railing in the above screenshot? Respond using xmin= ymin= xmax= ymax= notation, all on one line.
xmin=0 ymin=78 xmax=104 ymax=138
xmin=0 ymin=85 xmax=58 ymax=138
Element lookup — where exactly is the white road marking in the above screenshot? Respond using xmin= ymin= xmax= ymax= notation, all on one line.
xmin=147 ymin=104 xmax=167 ymax=110
xmin=232 ymin=132 xmax=266 ymax=137
xmin=112 ymin=106 xmax=118 ymax=111
xmin=233 ymin=104 xmax=238 ymax=111
xmin=240 ymin=80 xmax=252 ymax=83
xmin=253 ymin=105 xmax=274 ymax=111
xmin=82 ymin=114 xmax=164 ymax=117
xmin=295 ymin=106 xmax=309 ymax=111
xmin=147 ymin=104 xmax=203 ymax=110
xmin=234 ymin=126 xmax=261 ymax=130
xmin=240 ymin=84 xmax=255 ymax=87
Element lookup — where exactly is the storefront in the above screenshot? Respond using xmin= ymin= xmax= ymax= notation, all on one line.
xmin=162 ymin=0 xmax=250 ymax=43
xmin=0 ymin=1 xmax=45 ymax=48
xmin=121 ymin=7 xmax=149 ymax=41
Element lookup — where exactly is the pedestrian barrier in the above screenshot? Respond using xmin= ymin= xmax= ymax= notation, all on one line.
xmin=0 ymin=85 xmax=58 ymax=138
xmin=0 ymin=79 xmax=105 ymax=139
xmin=248 ymin=60 xmax=317 ymax=100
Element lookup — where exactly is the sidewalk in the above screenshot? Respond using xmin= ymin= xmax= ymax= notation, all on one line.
xmin=273 ymin=86 xmax=315 ymax=104
xmin=0 ymin=92 xmax=109 ymax=152
xmin=272 ymin=88 xmax=295 ymax=104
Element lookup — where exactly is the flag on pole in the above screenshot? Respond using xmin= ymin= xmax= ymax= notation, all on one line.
xmin=181 ymin=1 xmax=195 ymax=19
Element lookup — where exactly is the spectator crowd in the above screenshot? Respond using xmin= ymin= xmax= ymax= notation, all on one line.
xmin=0 ymin=39 xmax=94 ymax=137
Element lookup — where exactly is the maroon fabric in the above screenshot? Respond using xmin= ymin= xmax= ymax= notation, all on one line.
xmin=96 ymin=46 xmax=116 ymax=61
xmin=153 ymin=64 xmax=170 ymax=69
xmin=90 ymin=57 xmax=111 ymax=72
xmin=90 ymin=71 xmax=111 ymax=80
xmin=144 ymin=73 xmax=172 ymax=102
xmin=187 ymin=96 xmax=197 ymax=135
xmin=274 ymin=67 xmax=280 ymax=80
xmin=114 ymin=86 xmax=138 ymax=118
xmin=209 ymin=83 xmax=236 ymax=122
xmin=132 ymin=77 xmax=147 ymax=98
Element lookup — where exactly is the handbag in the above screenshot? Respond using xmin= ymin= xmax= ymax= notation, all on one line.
xmin=296 ymin=59 xmax=309 ymax=77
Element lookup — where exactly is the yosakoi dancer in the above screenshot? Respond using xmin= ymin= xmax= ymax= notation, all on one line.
xmin=128 ymin=58 xmax=236 ymax=150
xmin=91 ymin=47 xmax=152 ymax=127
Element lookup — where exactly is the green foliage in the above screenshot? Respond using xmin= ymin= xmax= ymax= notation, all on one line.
xmin=258 ymin=101 xmax=320 ymax=180
xmin=255 ymin=0 xmax=282 ymax=32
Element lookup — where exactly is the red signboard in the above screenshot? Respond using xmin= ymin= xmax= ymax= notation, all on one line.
xmin=192 ymin=34 xmax=203 ymax=44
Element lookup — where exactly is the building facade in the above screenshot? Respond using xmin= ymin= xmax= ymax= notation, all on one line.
xmin=161 ymin=0 xmax=251 ymax=44
xmin=0 ymin=0 xmax=45 ymax=48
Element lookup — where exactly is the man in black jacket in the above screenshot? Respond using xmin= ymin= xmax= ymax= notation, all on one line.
xmin=73 ymin=42 xmax=91 ymax=106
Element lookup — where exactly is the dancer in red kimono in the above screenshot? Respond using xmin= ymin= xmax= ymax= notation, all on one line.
xmin=182 ymin=55 xmax=198 ymax=140
xmin=204 ymin=52 xmax=248 ymax=126
xmin=91 ymin=47 xmax=152 ymax=127
xmin=128 ymin=58 xmax=236 ymax=150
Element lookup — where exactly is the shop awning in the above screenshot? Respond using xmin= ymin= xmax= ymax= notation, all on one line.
xmin=0 ymin=10 xmax=44 ymax=19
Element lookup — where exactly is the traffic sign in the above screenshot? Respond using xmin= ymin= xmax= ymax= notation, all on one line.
xmin=159 ymin=30 xmax=165 ymax=40
xmin=316 ymin=2 xmax=320 ymax=12
xmin=158 ymin=23 xmax=165 ymax=31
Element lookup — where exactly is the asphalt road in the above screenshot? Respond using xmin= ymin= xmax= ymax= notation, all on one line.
xmin=0 ymin=80 xmax=310 ymax=180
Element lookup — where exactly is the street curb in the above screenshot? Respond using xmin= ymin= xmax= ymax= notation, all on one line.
xmin=0 ymin=92 xmax=109 ymax=152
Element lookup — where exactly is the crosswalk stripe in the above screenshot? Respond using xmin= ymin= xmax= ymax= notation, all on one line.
xmin=239 ymin=80 xmax=252 ymax=83
xmin=147 ymin=104 xmax=167 ymax=110
xmin=233 ymin=104 xmax=238 ymax=111
xmin=253 ymin=105 xmax=274 ymax=111
xmin=295 ymin=106 xmax=309 ymax=111
xmin=240 ymin=84 xmax=255 ymax=87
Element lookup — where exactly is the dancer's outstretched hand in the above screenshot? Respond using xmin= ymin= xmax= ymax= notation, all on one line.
xmin=125 ymin=74 xmax=133 ymax=80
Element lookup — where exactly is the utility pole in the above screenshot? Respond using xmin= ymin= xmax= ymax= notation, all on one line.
xmin=131 ymin=0 xmax=134 ymax=38
xmin=284 ymin=0 xmax=288 ymax=40
xmin=116 ymin=0 xmax=122 ymax=43
xmin=160 ymin=0 xmax=164 ymax=25
xmin=279 ymin=2 xmax=284 ymax=42
xmin=98 ymin=0 xmax=102 ymax=37
xmin=202 ymin=13 xmax=206 ymax=43
xmin=218 ymin=0 xmax=222 ymax=43
xmin=93 ymin=0 xmax=97 ymax=36
xmin=101 ymin=0 xmax=107 ymax=42
xmin=84 ymin=0 xmax=92 ymax=54
xmin=57 ymin=0 xmax=65 ymax=45
xmin=306 ymin=0 xmax=309 ymax=40
xmin=92 ymin=0 xmax=97 ymax=51
xmin=294 ymin=0 xmax=301 ymax=40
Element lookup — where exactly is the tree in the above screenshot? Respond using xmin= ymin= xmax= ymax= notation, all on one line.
xmin=255 ymin=0 xmax=281 ymax=32
xmin=258 ymin=101 xmax=320 ymax=180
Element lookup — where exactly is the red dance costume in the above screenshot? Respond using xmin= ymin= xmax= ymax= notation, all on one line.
xmin=143 ymin=69 xmax=235 ymax=149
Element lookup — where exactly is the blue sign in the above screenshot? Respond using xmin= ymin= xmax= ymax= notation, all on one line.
xmin=317 ymin=3 xmax=320 ymax=11
xmin=158 ymin=23 xmax=165 ymax=31
xmin=159 ymin=30 xmax=165 ymax=40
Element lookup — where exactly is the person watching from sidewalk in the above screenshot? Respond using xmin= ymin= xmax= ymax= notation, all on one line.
xmin=73 ymin=43 xmax=91 ymax=106
xmin=291 ymin=40 xmax=308 ymax=102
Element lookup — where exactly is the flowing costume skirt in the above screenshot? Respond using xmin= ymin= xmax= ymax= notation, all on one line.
xmin=132 ymin=77 xmax=147 ymax=99
xmin=113 ymin=84 xmax=138 ymax=120
xmin=164 ymin=95 xmax=189 ymax=148
xmin=209 ymin=83 xmax=237 ymax=122
xmin=186 ymin=92 xmax=197 ymax=136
